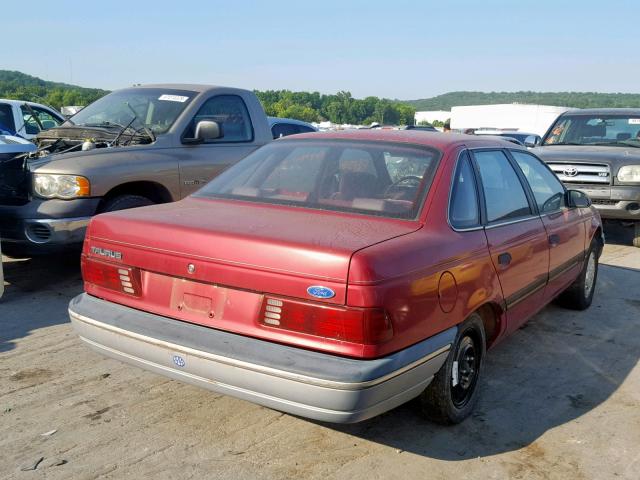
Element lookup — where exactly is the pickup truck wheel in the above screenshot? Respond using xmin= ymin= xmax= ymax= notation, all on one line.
xmin=419 ymin=313 xmax=486 ymax=425
xmin=556 ymin=240 xmax=599 ymax=310
xmin=633 ymin=222 xmax=640 ymax=248
xmin=100 ymin=195 xmax=154 ymax=213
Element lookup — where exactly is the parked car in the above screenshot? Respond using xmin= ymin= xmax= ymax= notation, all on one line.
xmin=0 ymin=84 xmax=273 ymax=257
xmin=0 ymin=99 xmax=65 ymax=140
xmin=473 ymin=129 xmax=541 ymax=145
xmin=69 ymin=131 xmax=603 ymax=424
xmin=268 ymin=116 xmax=317 ymax=138
xmin=533 ymin=109 xmax=640 ymax=247
xmin=404 ymin=125 xmax=437 ymax=132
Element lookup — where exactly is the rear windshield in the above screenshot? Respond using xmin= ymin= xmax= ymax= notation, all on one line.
xmin=195 ymin=140 xmax=441 ymax=219
xmin=543 ymin=114 xmax=640 ymax=147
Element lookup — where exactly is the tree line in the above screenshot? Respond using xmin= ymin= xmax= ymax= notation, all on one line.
xmin=405 ymin=90 xmax=640 ymax=111
xmin=254 ymin=90 xmax=416 ymax=125
xmin=4 ymin=70 xmax=640 ymax=126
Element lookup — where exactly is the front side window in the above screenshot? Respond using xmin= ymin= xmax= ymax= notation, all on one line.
xmin=511 ymin=150 xmax=566 ymax=213
xmin=195 ymin=140 xmax=441 ymax=219
xmin=187 ymin=95 xmax=253 ymax=142
xmin=473 ymin=150 xmax=532 ymax=223
xmin=543 ymin=114 xmax=640 ymax=147
xmin=0 ymin=104 xmax=15 ymax=134
xmin=449 ymin=151 xmax=480 ymax=229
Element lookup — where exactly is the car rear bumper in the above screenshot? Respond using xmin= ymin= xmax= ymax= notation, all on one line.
xmin=68 ymin=293 xmax=455 ymax=423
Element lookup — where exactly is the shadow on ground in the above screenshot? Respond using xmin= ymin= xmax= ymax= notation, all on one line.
xmin=325 ymin=263 xmax=640 ymax=459
xmin=603 ymin=221 xmax=635 ymax=246
xmin=0 ymin=254 xmax=82 ymax=352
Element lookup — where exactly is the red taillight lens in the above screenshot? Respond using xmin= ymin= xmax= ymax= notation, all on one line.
xmin=259 ymin=297 xmax=393 ymax=345
xmin=82 ymin=255 xmax=142 ymax=297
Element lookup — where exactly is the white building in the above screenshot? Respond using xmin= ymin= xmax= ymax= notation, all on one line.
xmin=450 ymin=104 xmax=573 ymax=136
xmin=414 ymin=110 xmax=451 ymax=125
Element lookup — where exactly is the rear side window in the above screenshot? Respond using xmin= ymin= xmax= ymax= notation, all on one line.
xmin=449 ymin=151 xmax=480 ymax=229
xmin=188 ymin=95 xmax=253 ymax=142
xmin=271 ymin=122 xmax=299 ymax=139
xmin=473 ymin=150 xmax=532 ymax=223
xmin=0 ymin=104 xmax=15 ymax=133
xmin=511 ymin=150 xmax=566 ymax=213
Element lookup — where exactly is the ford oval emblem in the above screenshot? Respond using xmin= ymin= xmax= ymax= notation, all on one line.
xmin=307 ymin=286 xmax=336 ymax=299
xmin=172 ymin=355 xmax=186 ymax=368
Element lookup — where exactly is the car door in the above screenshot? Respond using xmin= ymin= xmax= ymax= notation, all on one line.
xmin=471 ymin=149 xmax=550 ymax=334
xmin=177 ymin=94 xmax=261 ymax=197
xmin=509 ymin=149 xmax=586 ymax=301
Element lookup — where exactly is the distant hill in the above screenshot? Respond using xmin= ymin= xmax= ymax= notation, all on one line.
xmin=403 ymin=91 xmax=640 ymax=111
xmin=0 ymin=70 xmax=108 ymax=109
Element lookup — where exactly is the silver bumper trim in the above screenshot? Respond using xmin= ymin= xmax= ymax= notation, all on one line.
xmin=70 ymin=309 xmax=450 ymax=391
xmin=24 ymin=216 xmax=90 ymax=244
xmin=69 ymin=304 xmax=452 ymax=423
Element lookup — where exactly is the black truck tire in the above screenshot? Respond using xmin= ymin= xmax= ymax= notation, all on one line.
xmin=419 ymin=313 xmax=486 ymax=425
xmin=100 ymin=195 xmax=154 ymax=213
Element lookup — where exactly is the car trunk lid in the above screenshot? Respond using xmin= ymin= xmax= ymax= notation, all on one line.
xmin=86 ymin=196 xmax=419 ymax=297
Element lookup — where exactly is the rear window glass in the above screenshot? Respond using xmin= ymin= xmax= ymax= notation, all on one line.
xmin=195 ymin=140 xmax=441 ymax=219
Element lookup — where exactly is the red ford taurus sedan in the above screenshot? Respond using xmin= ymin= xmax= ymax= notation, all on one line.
xmin=69 ymin=130 xmax=604 ymax=424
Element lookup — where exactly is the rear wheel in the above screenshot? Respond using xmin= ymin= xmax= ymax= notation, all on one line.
xmin=100 ymin=194 xmax=154 ymax=213
xmin=633 ymin=222 xmax=640 ymax=248
xmin=419 ymin=313 xmax=486 ymax=424
xmin=556 ymin=240 xmax=599 ymax=310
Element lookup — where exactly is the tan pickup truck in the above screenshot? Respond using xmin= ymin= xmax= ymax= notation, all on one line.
xmin=0 ymin=84 xmax=273 ymax=257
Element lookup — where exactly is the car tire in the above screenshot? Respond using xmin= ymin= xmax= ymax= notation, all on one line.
xmin=556 ymin=239 xmax=599 ymax=311
xmin=419 ymin=313 xmax=486 ymax=425
xmin=633 ymin=222 xmax=640 ymax=248
xmin=100 ymin=195 xmax=154 ymax=213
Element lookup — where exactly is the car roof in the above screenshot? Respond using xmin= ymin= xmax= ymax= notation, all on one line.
xmin=0 ymin=98 xmax=59 ymax=110
xmin=124 ymin=84 xmax=248 ymax=95
xmin=285 ymin=129 xmax=522 ymax=150
xmin=560 ymin=108 xmax=640 ymax=116
xmin=267 ymin=116 xmax=316 ymax=128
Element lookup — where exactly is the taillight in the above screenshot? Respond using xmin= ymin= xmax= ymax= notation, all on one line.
xmin=259 ymin=296 xmax=393 ymax=345
xmin=82 ymin=255 xmax=142 ymax=297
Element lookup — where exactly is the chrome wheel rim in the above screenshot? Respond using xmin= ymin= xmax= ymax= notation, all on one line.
xmin=584 ymin=251 xmax=596 ymax=298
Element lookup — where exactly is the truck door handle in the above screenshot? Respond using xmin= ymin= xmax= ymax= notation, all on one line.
xmin=498 ymin=252 xmax=512 ymax=266
xmin=549 ymin=234 xmax=560 ymax=247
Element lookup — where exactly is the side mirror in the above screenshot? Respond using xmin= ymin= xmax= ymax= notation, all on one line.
xmin=524 ymin=135 xmax=540 ymax=148
xmin=567 ymin=189 xmax=591 ymax=208
xmin=183 ymin=120 xmax=223 ymax=144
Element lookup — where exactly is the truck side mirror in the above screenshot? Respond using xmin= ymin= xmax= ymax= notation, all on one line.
xmin=524 ymin=135 xmax=540 ymax=148
xmin=183 ymin=120 xmax=223 ymax=144
xmin=567 ymin=189 xmax=591 ymax=208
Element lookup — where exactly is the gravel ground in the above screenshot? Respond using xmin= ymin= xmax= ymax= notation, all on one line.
xmin=1 ymin=225 xmax=639 ymax=480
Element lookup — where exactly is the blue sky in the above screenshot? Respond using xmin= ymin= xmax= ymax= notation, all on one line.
xmin=3 ymin=0 xmax=638 ymax=99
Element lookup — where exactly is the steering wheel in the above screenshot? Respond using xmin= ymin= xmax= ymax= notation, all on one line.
xmin=384 ymin=175 xmax=422 ymax=199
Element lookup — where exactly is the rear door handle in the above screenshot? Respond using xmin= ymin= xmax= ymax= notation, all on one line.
xmin=549 ymin=234 xmax=560 ymax=247
xmin=498 ymin=252 xmax=512 ymax=266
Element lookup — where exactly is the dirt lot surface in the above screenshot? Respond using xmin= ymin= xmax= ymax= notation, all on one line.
xmin=1 ymin=225 xmax=639 ymax=480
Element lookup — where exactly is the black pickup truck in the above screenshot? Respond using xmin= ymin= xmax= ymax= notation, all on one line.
xmin=533 ymin=108 xmax=640 ymax=247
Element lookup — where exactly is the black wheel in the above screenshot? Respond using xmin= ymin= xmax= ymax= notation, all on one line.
xmin=419 ymin=313 xmax=486 ymax=424
xmin=633 ymin=222 xmax=640 ymax=248
xmin=556 ymin=239 xmax=599 ymax=310
xmin=100 ymin=194 xmax=154 ymax=213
